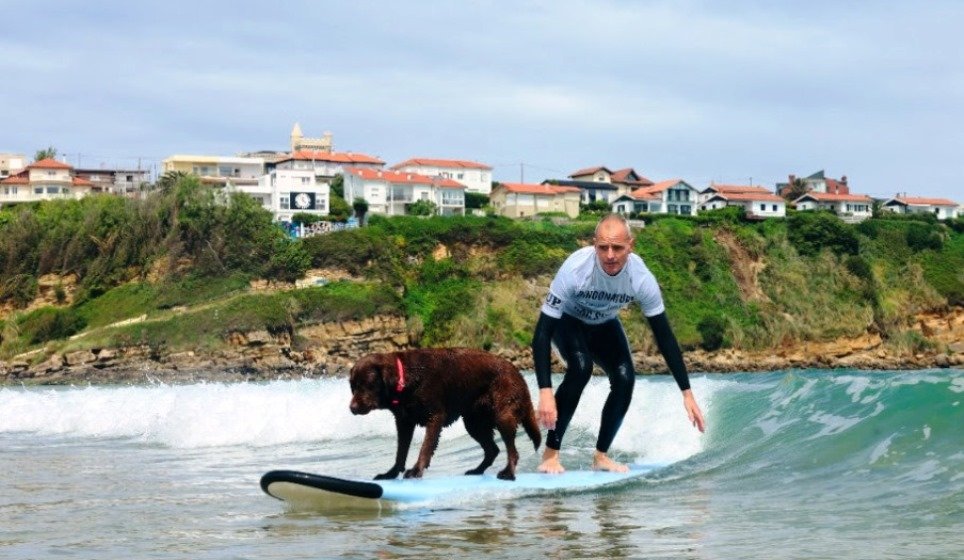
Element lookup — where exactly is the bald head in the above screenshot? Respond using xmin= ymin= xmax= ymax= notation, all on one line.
xmin=594 ymin=214 xmax=633 ymax=240
xmin=593 ymin=214 xmax=634 ymax=276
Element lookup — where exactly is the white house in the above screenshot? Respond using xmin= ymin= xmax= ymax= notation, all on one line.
xmin=391 ymin=158 xmax=493 ymax=195
xmin=568 ymin=166 xmax=654 ymax=198
xmin=278 ymin=150 xmax=385 ymax=180
xmin=343 ymin=168 xmax=466 ymax=217
xmin=793 ymin=192 xmax=874 ymax=222
xmin=490 ymin=182 xmax=581 ymax=219
xmin=699 ymin=184 xmax=775 ymax=207
xmin=611 ymin=179 xmax=700 ymax=216
xmin=229 ymin=167 xmax=329 ymax=223
xmin=162 ymin=155 xmax=265 ymax=187
xmin=704 ymin=191 xmax=787 ymax=219
xmin=882 ymin=196 xmax=960 ymax=220
xmin=0 ymin=158 xmax=103 ymax=206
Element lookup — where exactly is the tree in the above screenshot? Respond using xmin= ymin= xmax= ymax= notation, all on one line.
xmin=34 ymin=146 xmax=58 ymax=162
xmin=782 ymin=177 xmax=808 ymax=202
xmin=352 ymin=197 xmax=369 ymax=225
xmin=407 ymin=200 xmax=438 ymax=216
xmin=328 ymin=193 xmax=351 ymax=221
xmin=156 ymin=171 xmax=190 ymax=194
xmin=465 ymin=192 xmax=489 ymax=210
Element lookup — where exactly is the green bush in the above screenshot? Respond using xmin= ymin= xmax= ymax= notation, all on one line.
xmin=697 ymin=315 xmax=727 ymax=350
xmin=0 ymin=274 xmax=39 ymax=308
xmin=19 ymin=307 xmax=87 ymax=344
xmin=787 ymin=211 xmax=859 ymax=256
xmin=905 ymin=222 xmax=944 ymax=251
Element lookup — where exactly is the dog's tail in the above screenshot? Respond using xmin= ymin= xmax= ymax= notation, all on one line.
xmin=522 ymin=402 xmax=542 ymax=451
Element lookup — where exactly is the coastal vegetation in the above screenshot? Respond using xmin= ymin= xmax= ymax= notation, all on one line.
xmin=0 ymin=174 xmax=961 ymax=366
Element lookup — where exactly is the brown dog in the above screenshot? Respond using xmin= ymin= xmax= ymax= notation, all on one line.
xmin=349 ymin=348 xmax=541 ymax=481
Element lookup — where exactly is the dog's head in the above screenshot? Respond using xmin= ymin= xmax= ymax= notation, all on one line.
xmin=349 ymin=353 xmax=396 ymax=415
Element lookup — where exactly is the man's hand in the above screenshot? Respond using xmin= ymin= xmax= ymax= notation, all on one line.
xmin=538 ymin=388 xmax=557 ymax=430
xmin=682 ymin=389 xmax=706 ymax=433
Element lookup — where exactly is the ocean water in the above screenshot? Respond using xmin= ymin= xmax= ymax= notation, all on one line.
xmin=0 ymin=369 xmax=961 ymax=559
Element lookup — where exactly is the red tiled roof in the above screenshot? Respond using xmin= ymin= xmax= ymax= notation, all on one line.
xmin=391 ymin=158 xmax=492 ymax=170
xmin=569 ymin=166 xmax=611 ymax=178
xmin=631 ymin=179 xmax=689 ymax=198
xmin=712 ymin=192 xmax=785 ymax=203
xmin=28 ymin=158 xmax=73 ymax=170
xmin=893 ymin=196 xmax=958 ymax=207
xmin=611 ymin=168 xmax=653 ymax=185
xmin=287 ymin=150 xmax=384 ymax=165
xmin=797 ymin=192 xmax=872 ymax=203
xmin=705 ymin=184 xmax=772 ymax=194
xmin=0 ymin=170 xmax=29 ymax=184
xmin=498 ymin=182 xmax=581 ymax=195
xmin=72 ymin=177 xmax=95 ymax=187
xmin=346 ymin=167 xmax=465 ymax=188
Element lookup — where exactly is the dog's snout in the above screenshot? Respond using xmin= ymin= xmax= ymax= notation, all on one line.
xmin=350 ymin=399 xmax=369 ymax=415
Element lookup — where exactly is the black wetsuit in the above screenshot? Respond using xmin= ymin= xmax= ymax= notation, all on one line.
xmin=532 ymin=246 xmax=691 ymax=452
xmin=532 ymin=312 xmax=690 ymax=451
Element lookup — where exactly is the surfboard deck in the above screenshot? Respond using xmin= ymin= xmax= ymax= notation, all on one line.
xmin=261 ymin=464 xmax=662 ymax=510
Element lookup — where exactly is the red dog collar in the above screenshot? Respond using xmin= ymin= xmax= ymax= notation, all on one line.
xmin=391 ymin=356 xmax=406 ymax=406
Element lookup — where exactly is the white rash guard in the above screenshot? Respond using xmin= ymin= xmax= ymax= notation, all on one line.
xmin=540 ymin=246 xmax=666 ymax=324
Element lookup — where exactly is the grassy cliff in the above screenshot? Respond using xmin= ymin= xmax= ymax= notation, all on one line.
xmin=1 ymin=177 xmax=961 ymax=364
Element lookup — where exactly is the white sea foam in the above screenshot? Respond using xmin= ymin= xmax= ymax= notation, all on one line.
xmin=0 ymin=374 xmax=731 ymax=461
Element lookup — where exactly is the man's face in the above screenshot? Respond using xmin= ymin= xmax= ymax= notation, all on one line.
xmin=594 ymin=221 xmax=634 ymax=276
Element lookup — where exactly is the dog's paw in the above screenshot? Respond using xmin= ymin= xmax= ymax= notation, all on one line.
xmin=374 ymin=467 xmax=402 ymax=480
xmin=464 ymin=467 xmax=486 ymax=476
xmin=496 ymin=469 xmax=516 ymax=481
xmin=403 ymin=467 xmax=424 ymax=479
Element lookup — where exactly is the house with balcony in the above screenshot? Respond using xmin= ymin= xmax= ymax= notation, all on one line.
xmin=74 ymin=167 xmax=151 ymax=196
xmin=610 ymin=179 xmax=700 ymax=216
xmin=277 ymin=150 xmax=385 ymax=181
xmin=489 ymin=182 xmax=582 ymax=219
xmin=793 ymin=192 xmax=874 ymax=222
xmin=227 ymin=167 xmax=329 ymax=223
xmin=0 ymin=158 xmax=102 ymax=206
xmin=162 ymin=155 xmax=265 ymax=187
xmin=391 ymin=158 xmax=493 ymax=195
xmin=882 ymin=195 xmax=960 ymax=220
xmin=568 ymin=166 xmax=654 ymax=198
xmin=342 ymin=168 xmax=466 ymax=217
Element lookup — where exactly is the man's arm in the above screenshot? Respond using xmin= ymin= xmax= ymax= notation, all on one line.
xmin=532 ymin=312 xmax=558 ymax=389
xmin=531 ymin=312 xmax=560 ymax=429
xmin=646 ymin=312 xmax=706 ymax=432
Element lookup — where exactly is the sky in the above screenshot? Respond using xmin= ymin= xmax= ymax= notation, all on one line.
xmin=2 ymin=0 xmax=962 ymax=201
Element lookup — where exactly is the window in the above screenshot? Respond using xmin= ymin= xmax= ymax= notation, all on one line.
xmin=772 ymin=204 xmax=778 ymax=212
xmin=126 ymin=175 xmax=134 ymax=182
xmin=35 ymin=187 xmax=43 ymax=194
xmin=760 ymin=204 xmax=766 ymax=211
xmin=280 ymin=194 xmax=290 ymax=209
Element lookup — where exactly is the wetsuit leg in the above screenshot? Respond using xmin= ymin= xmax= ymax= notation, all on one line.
xmin=587 ymin=318 xmax=635 ymax=453
xmin=545 ymin=314 xmax=594 ymax=450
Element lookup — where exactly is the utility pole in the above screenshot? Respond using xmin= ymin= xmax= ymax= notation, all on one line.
xmin=520 ymin=163 xmax=524 ymax=184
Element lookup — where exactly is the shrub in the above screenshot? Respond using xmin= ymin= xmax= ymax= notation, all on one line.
xmin=905 ymin=222 xmax=944 ymax=251
xmin=19 ymin=307 xmax=87 ymax=344
xmin=787 ymin=211 xmax=859 ymax=256
xmin=1 ymin=274 xmax=39 ymax=308
xmin=697 ymin=315 xmax=727 ymax=350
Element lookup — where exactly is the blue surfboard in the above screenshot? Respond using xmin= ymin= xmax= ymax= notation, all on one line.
xmin=261 ymin=464 xmax=663 ymax=510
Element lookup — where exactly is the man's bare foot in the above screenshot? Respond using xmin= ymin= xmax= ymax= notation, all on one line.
xmin=592 ymin=451 xmax=629 ymax=473
xmin=537 ymin=448 xmax=566 ymax=474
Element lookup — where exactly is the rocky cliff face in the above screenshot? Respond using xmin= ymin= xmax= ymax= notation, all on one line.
xmin=3 ymin=307 xmax=961 ymax=386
